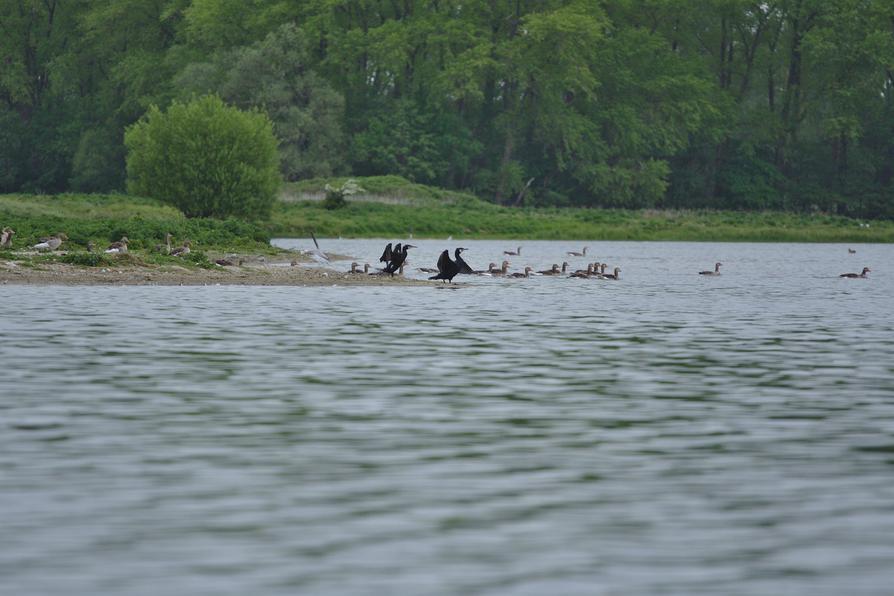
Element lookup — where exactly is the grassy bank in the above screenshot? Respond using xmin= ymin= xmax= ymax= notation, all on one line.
xmin=0 ymin=194 xmax=274 ymax=254
xmin=3 ymin=191 xmax=892 ymax=247
xmin=271 ymin=198 xmax=893 ymax=243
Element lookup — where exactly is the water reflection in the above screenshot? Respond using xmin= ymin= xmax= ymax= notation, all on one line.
xmin=1 ymin=240 xmax=893 ymax=595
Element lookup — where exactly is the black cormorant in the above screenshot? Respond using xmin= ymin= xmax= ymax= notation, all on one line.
xmin=429 ymin=249 xmax=460 ymax=283
xmin=840 ymin=267 xmax=870 ymax=278
xmin=454 ymin=248 xmax=475 ymax=274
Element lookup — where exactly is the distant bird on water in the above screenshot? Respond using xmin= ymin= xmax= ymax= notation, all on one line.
xmin=503 ymin=246 xmax=522 ymax=256
xmin=0 ymin=227 xmax=14 ymax=248
xmin=489 ymin=261 xmax=510 ymax=275
xmin=567 ymin=246 xmax=588 ymax=257
xmin=848 ymin=248 xmax=857 ymax=254
xmin=538 ymin=264 xmax=561 ymax=275
xmin=33 ymin=233 xmax=67 ymax=251
xmin=429 ymin=249 xmax=461 ymax=283
xmin=840 ymin=267 xmax=870 ymax=279
xmin=508 ymin=266 xmax=533 ymax=278
xmin=603 ymin=267 xmax=621 ymax=280
xmin=699 ymin=262 xmax=722 ymax=275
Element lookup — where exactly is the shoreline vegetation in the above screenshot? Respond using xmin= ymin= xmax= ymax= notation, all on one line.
xmin=1 ymin=182 xmax=891 ymax=285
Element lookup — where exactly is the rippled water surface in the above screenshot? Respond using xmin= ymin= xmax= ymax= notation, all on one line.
xmin=2 ymin=240 xmax=894 ymax=595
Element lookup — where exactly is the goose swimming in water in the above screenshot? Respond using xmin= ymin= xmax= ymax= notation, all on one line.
xmin=0 ymin=227 xmax=14 ymax=248
xmin=32 ymin=233 xmax=67 ymax=251
xmin=840 ymin=267 xmax=870 ymax=279
xmin=171 ymin=240 xmax=191 ymax=257
xmin=848 ymin=248 xmax=857 ymax=254
xmin=538 ymin=263 xmax=561 ymax=275
xmin=699 ymin=262 xmax=722 ymax=275
xmin=567 ymin=246 xmax=588 ymax=257
xmin=105 ymin=236 xmax=129 ymax=254
xmin=508 ymin=266 xmax=534 ymax=278
xmin=503 ymin=246 xmax=522 ymax=256
xmin=489 ymin=260 xmax=510 ymax=275
xmin=602 ymin=267 xmax=621 ymax=280
xmin=570 ymin=263 xmax=595 ymax=278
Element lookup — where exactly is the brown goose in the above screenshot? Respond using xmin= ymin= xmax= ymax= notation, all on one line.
xmin=848 ymin=248 xmax=857 ymax=254
xmin=567 ymin=246 xmax=588 ymax=257
xmin=171 ymin=240 xmax=192 ymax=257
xmin=570 ymin=263 xmax=595 ymax=278
xmin=840 ymin=267 xmax=870 ymax=279
xmin=503 ymin=246 xmax=522 ymax=256
xmin=603 ymin=267 xmax=621 ymax=280
xmin=33 ymin=233 xmax=67 ymax=251
xmin=538 ymin=263 xmax=561 ymax=275
xmin=508 ymin=266 xmax=534 ymax=278
xmin=489 ymin=260 xmax=510 ymax=275
xmin=0 ymin=227 xmax=14 ymax=248
xmin=154 ymin=233 xmax=173 ymax=254
xmin=105 ymin=236 xmax=129 ymax=254
xmin=699 ymin=262 xmax=722 ymax=275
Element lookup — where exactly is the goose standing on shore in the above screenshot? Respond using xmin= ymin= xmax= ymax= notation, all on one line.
xmin=154 ymin=233 xmax=172 ymax=254
xmin=699 ymin=262 xmax=722 ymax=275
xmin=33 ymin=233 xmax=67 ymax=251
xmin=567 ymin=246 xmax=588 ymax=257
xmin=840 ymin=267 xmax=871 ymax=279
xmin=0 ymin=227 xmax=14 ymax=248
xmin=503 ymin=246 xmax=522 ymax=256
xmin=105 ymin=236 xmax=129 ymax=254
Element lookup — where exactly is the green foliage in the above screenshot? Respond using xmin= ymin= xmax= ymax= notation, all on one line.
xmin=2 ymin=0 xmax=894 ymax=218
xmin=175 ymin=23 xmax=346 ymax=181
xmin=125 ymin=95 xmax=280 ymax=219
xmin=323 ymin=179 xmax=364 ymax=210
xmin=60 ymin=252 xmax=113 ymax=267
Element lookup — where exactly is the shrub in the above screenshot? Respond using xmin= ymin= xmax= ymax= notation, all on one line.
xmin=323 ymin=179 xmax=365 ymax=210
xmin=125 ymin=95 xmax=280 ymax=219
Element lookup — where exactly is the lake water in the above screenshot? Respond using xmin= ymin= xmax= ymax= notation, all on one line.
xmin=2 ymin=240 xmax=893 ymax=595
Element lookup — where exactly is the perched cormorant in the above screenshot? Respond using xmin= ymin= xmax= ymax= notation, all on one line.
xmin=503 ymin=246 xmax=522 ymax=256
xmin=699 ymin=262 xmax=722 ymax=275
xmin=567 ymin=246 xmax=588 ymax=257
xmin=429 ymin=249 xmax=461 ymax=283
xmin=454 ymin=247 xmax=475 ymax=274
xmin=385 ymin=243 xmax=415 ymax=275
xmin=840 ymin=267 xmax=870 ymax=278
xmin=379 ymin=242 xmax=393 ymax=264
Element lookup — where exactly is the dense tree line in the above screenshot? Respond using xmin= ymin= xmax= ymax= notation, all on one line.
xmin=2 ymin=0 xmax=893 ymax=216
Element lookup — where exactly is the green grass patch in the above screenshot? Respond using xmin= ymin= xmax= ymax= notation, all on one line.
xmin=269 ymin=200 xmax=894 ymax=242
xmin=0 ymin=193 xmax=275 ymax=253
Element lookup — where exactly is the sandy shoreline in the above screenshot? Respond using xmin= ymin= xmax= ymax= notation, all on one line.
xmin=0 ymin=258 xmax=433 ymax=287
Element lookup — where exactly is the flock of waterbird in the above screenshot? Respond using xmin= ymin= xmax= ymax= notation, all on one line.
xmin=0 ymin=225 xmax=874 ymax=281
xmin=345 ymin=242 xmax=873 ymax=283
xmin=0 ymin=228 xmax=194 ymax=257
